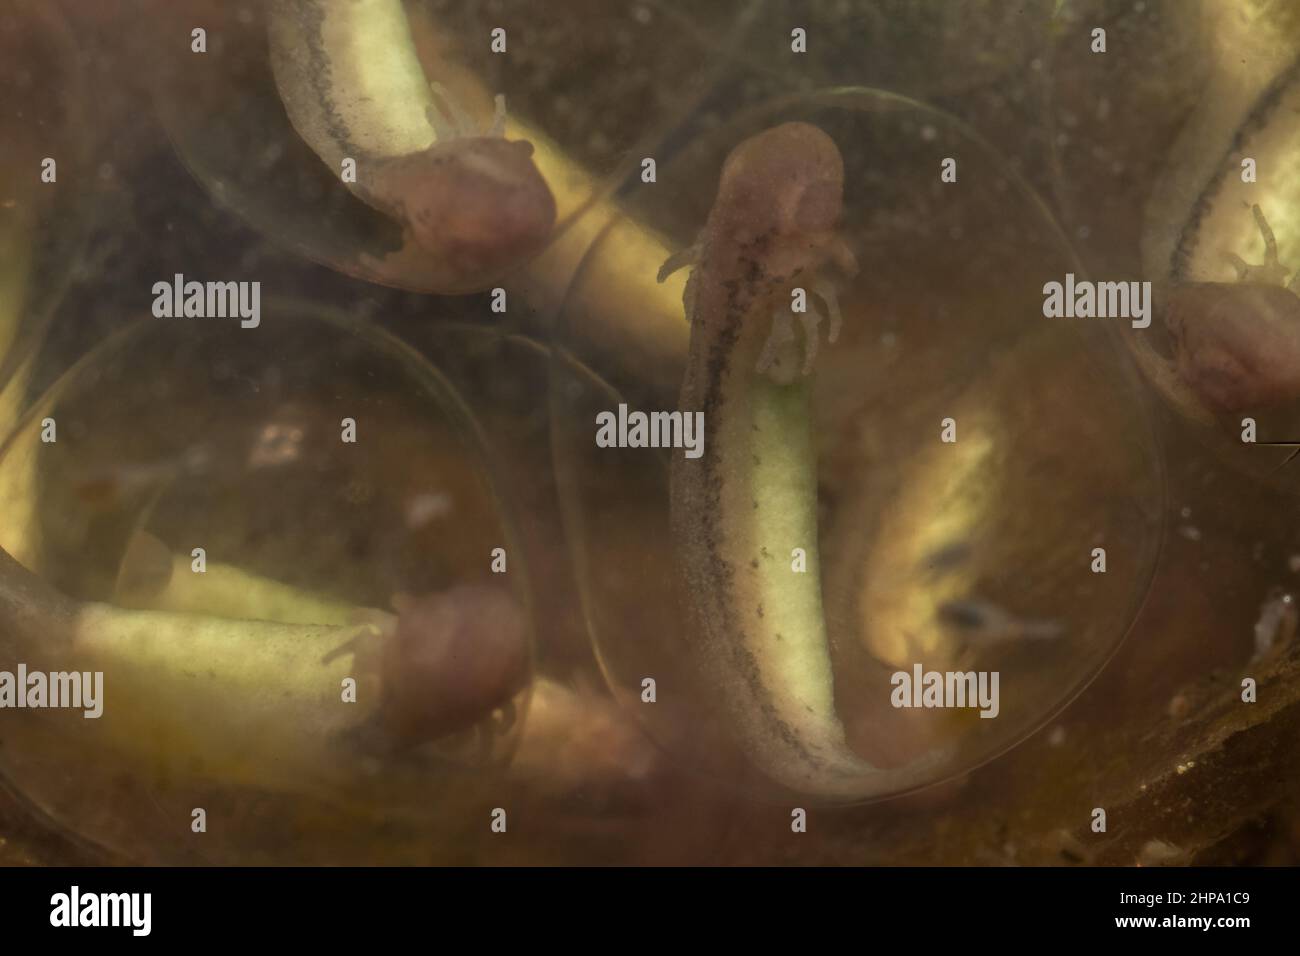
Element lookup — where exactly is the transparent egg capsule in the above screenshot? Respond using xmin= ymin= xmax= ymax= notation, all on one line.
xmin=0 ymin=302 xmax=535 ymax=863
xmin=705 ymin=0 xmax=1061 ymax=99
xmin=550 ymin=89 xmax=1164 ymax=803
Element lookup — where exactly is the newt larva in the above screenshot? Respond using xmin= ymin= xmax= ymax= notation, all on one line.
xmin=665 ymin=122 xmax=946 ymax=798
xmin=267 ymin=0 xmax=555 ymax=291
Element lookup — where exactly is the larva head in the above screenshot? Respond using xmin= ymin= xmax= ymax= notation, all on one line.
xmin=380 ymin=584 xmax=529 ymax=744
xmin=1165 ymin=281 xmax=1300 ymax=411
xmin=374 ymin=137 xmax=556 ymax=290
xmin=711 ymin=122 xmax=846 ymax=254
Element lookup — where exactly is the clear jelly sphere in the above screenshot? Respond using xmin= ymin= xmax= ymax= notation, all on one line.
xmin=700 ymin=0 xmax=1060 ymax=100
xmin=550 ymin=88 xmax=1165 ymax=803
xmin=0 ymin=302 xmax=535 ymax=863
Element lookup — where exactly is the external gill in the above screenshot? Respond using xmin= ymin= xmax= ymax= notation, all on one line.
xmin=426 ymin=82 xmax=508 ymax=142
xmin=757 ymin=271 xmax=855 ymax=382
xmin=659 ymin=235 xmax=858 ymax=383
xmin=658 ymin=238 xmax=703 ymax=327
xmin=1226 ymin=203 xmax=1297 ymax=291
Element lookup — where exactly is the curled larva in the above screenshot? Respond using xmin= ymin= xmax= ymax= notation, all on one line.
xmin=267 ymin=0 xmax=555 ymax=291
xmin=665 ymin=123 xmax=944 ymax=798
xmin=1160 ymin=204 xmax=1300 ymax=413
xmin=1140 ymin=7 xmax=1300 ymax=418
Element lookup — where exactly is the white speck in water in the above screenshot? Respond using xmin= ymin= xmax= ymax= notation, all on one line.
xmin=1138 ymin=839 xmax=1183 ymax=867
xmin=1179 ymin=505 xmax=1192 ymax=518
xmin=1288 ymin=554 xmax=1300 ymax=573
xmin=920 ymin=124 xmax=937 ymax=142
xmin=1047 ymin=725 xmax=1066 ymax=747
xmin=247 ymin=422 xmax=304 ymax=469
xmin=1177 ymin=525 xmax=1201 ymax=541
xmin=1254 ymin=590 xmax=1297 ymax=660
xmin=406 ymin=492 xmax=453 ymax=528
